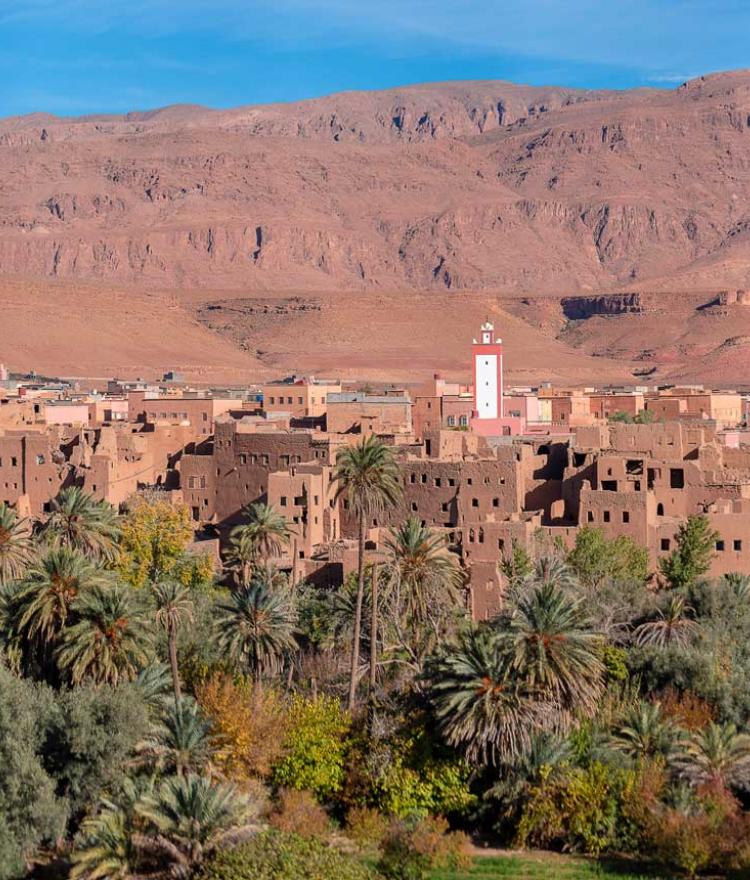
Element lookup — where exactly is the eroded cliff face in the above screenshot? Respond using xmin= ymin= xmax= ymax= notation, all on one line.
xmin=561 ymin=293 xmax=645 ymax=320
xmin=3 ymin=72 xmax=750 ymax=295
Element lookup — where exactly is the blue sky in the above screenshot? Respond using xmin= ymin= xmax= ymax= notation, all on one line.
xmin=2 ymin=0 xmax=749 ymax=117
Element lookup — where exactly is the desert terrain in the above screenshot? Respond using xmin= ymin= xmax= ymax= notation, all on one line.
xmin=4 ymin=71 xmax=750 ymax=384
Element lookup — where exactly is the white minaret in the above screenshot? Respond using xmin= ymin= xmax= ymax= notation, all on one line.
xmin=472 ymin=322 xmax=504 ymax=420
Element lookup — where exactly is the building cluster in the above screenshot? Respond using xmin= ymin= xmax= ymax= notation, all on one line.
xmin=2 ymin=325 xmax=750 ymax=617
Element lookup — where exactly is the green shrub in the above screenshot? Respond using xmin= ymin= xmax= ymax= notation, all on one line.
xmin=198 ymin=830 xmax=378 ymax=880
xmin=0 ymin=666 xmax=67 ymax=879
xmin=344 ymin=724 xmax=475 ymax=819
xmin=515 ymin=761 xmax=635 ymax=856
xmin=272 ymin=694 xmax=350 ymax=800
xmin=346 ymin=806 xmax=389 ymax=852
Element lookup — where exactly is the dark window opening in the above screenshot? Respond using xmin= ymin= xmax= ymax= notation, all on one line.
xmin=602 ymin=480 xmax=618 ymax=492
xmin=603 ymin=510 xmax=611 ymax=523
xmin=670 ymin=468 xmax=685 ymax=489
xmin=622 ymin=511 xmax=630 ymax=523
xmin=661 ymin=538 xmax=671 ymax=551
xmin=734 ymin=540 xmax=743 ymax=551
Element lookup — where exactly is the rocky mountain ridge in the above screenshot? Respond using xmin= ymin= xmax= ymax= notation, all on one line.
xmin=4 ymin=72 xmax=750 ymax=384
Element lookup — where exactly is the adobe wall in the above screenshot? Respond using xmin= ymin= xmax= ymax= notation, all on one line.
xmin=327 ymin=399 xmax=412 ymax=436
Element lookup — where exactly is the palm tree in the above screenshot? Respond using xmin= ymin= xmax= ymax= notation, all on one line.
xmin=0 ymin=502 xmax=33 ymax=586
xmin=226 ymin=502 xmax=292 ymax=584
xmin=524 ymin=556 xmax=578 ymax=593
xmin=152 ymin=580 xmax=194 ymax=703
xmin=427 ymin=627 xmax=537 ymax=765
xmin=634 ymin=595 xmax=697 ymax=649
xmin=71 ymin=777 xmax=155 ymax=880
xmin=137 ymin=699 xmax=216 ymax=777
xmin=214 ymin=579 xmax=297 ymax=681
xmin=506 ymin=581 xmax=603 ymax=720
xmin=333 ymin=435 xmax=402 ymax=709
xmin=43 ymin=486 xmax=121 ymax=563
xmin=17 ymin=546 xmax=111 ymax=645
xmin=487 ymin=731 xmax=572 ymax=821
xmin=57 ymin=583 xmax=152 ymax=685
xmin=721 ymin=572 xmax=750 ymax=602
xmin=384 ymin=516 xmax=463 ymax=631
xmin=612 ymin=700 xmax=681 ymax=762
xmin=676 ymin=722 xmax=750 ymax=790
xmin=136 ymin=774 xmax=255 ymax=875
xmin=135 ymin=662 xmax=173 ymax=718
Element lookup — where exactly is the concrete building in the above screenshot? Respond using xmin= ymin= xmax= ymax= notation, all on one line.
xmin=261 ymin=378 xmax=342 ymax=420
xmin=326 ymin=391 xmax=412 ymax=436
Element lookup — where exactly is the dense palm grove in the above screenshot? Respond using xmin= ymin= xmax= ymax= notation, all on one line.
xmin=3 ymin=438 xmax=750 ymax=878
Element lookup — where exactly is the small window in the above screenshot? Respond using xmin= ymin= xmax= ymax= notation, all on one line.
xmin=661 ymin=538 xmax=671 ymax=551
xmin=670 ymin=468 xmax=685 ymax=489
xmin=448 ymin=478 xmax=456 ymax=487
xmin=280 ymin=496 xmax=287 ymax=507
xmin=493 ymin=498 xmax=499 ymax=507
xmin=716 ymin=540 xmax=725 ymax=551
xmin=587 ymin=510 xmax=594 ymax=522
xmin=734 ymin=539 xmax=743 ymax=551
xmin=441 ymin=503 xmax=449 ymax=512
xmin=603 ymin=510 xmax=611 ymax=523
xmin=622 ymin=511 xmax=630 ymax=523
xmin=435 ymin=477 xmax=442 ymax=487
xmin=657 ymin=503 xmax=664 ymax=516
xmin=421 ymin=474 xmax=427 ymax=484
xmin=35 ymin=454 xmax=45 ymax=465
xmin=602 ymin=480 xmax=617 ymax=491
xmin=411 ymin=502 xmax=418 ymax=512
xmin=410 ymin=473 xmax=416 ymax=484
xmin=471 ymin=498 xmax=479 ymax=508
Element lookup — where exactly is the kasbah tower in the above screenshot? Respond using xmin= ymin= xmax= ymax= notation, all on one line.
xmin=470 ymin=321 xmax=525 ymax=437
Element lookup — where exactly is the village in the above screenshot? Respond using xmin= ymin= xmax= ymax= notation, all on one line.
xmin=3 ymin=323 xmax=749 ymax=618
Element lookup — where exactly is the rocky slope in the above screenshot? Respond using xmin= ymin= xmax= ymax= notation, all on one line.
xmin=4 ymin=72 xmax=750 ymax=383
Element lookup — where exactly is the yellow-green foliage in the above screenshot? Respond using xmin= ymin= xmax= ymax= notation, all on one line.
xmin=117 ymin=496 xmax=194 ymax=588
xmin=371 ymin=750 xmax=475 ymax=819
xmin=172 ymin=551 xmax=216 ymax=593
xmin=272 ymin=694 xmax=350 ymax=800
xmin=601 ymin=645 xmax=629 ymax=682
xmin=516 ymin=762 xmax=636 ymax=856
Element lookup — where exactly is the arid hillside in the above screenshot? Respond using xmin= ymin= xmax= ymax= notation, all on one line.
xmin=3 ymin=72 xmax=750 ymax=383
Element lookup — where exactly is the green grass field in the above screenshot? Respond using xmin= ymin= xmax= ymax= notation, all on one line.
xmin=431 ymin=853 xmax=673 ymax=880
